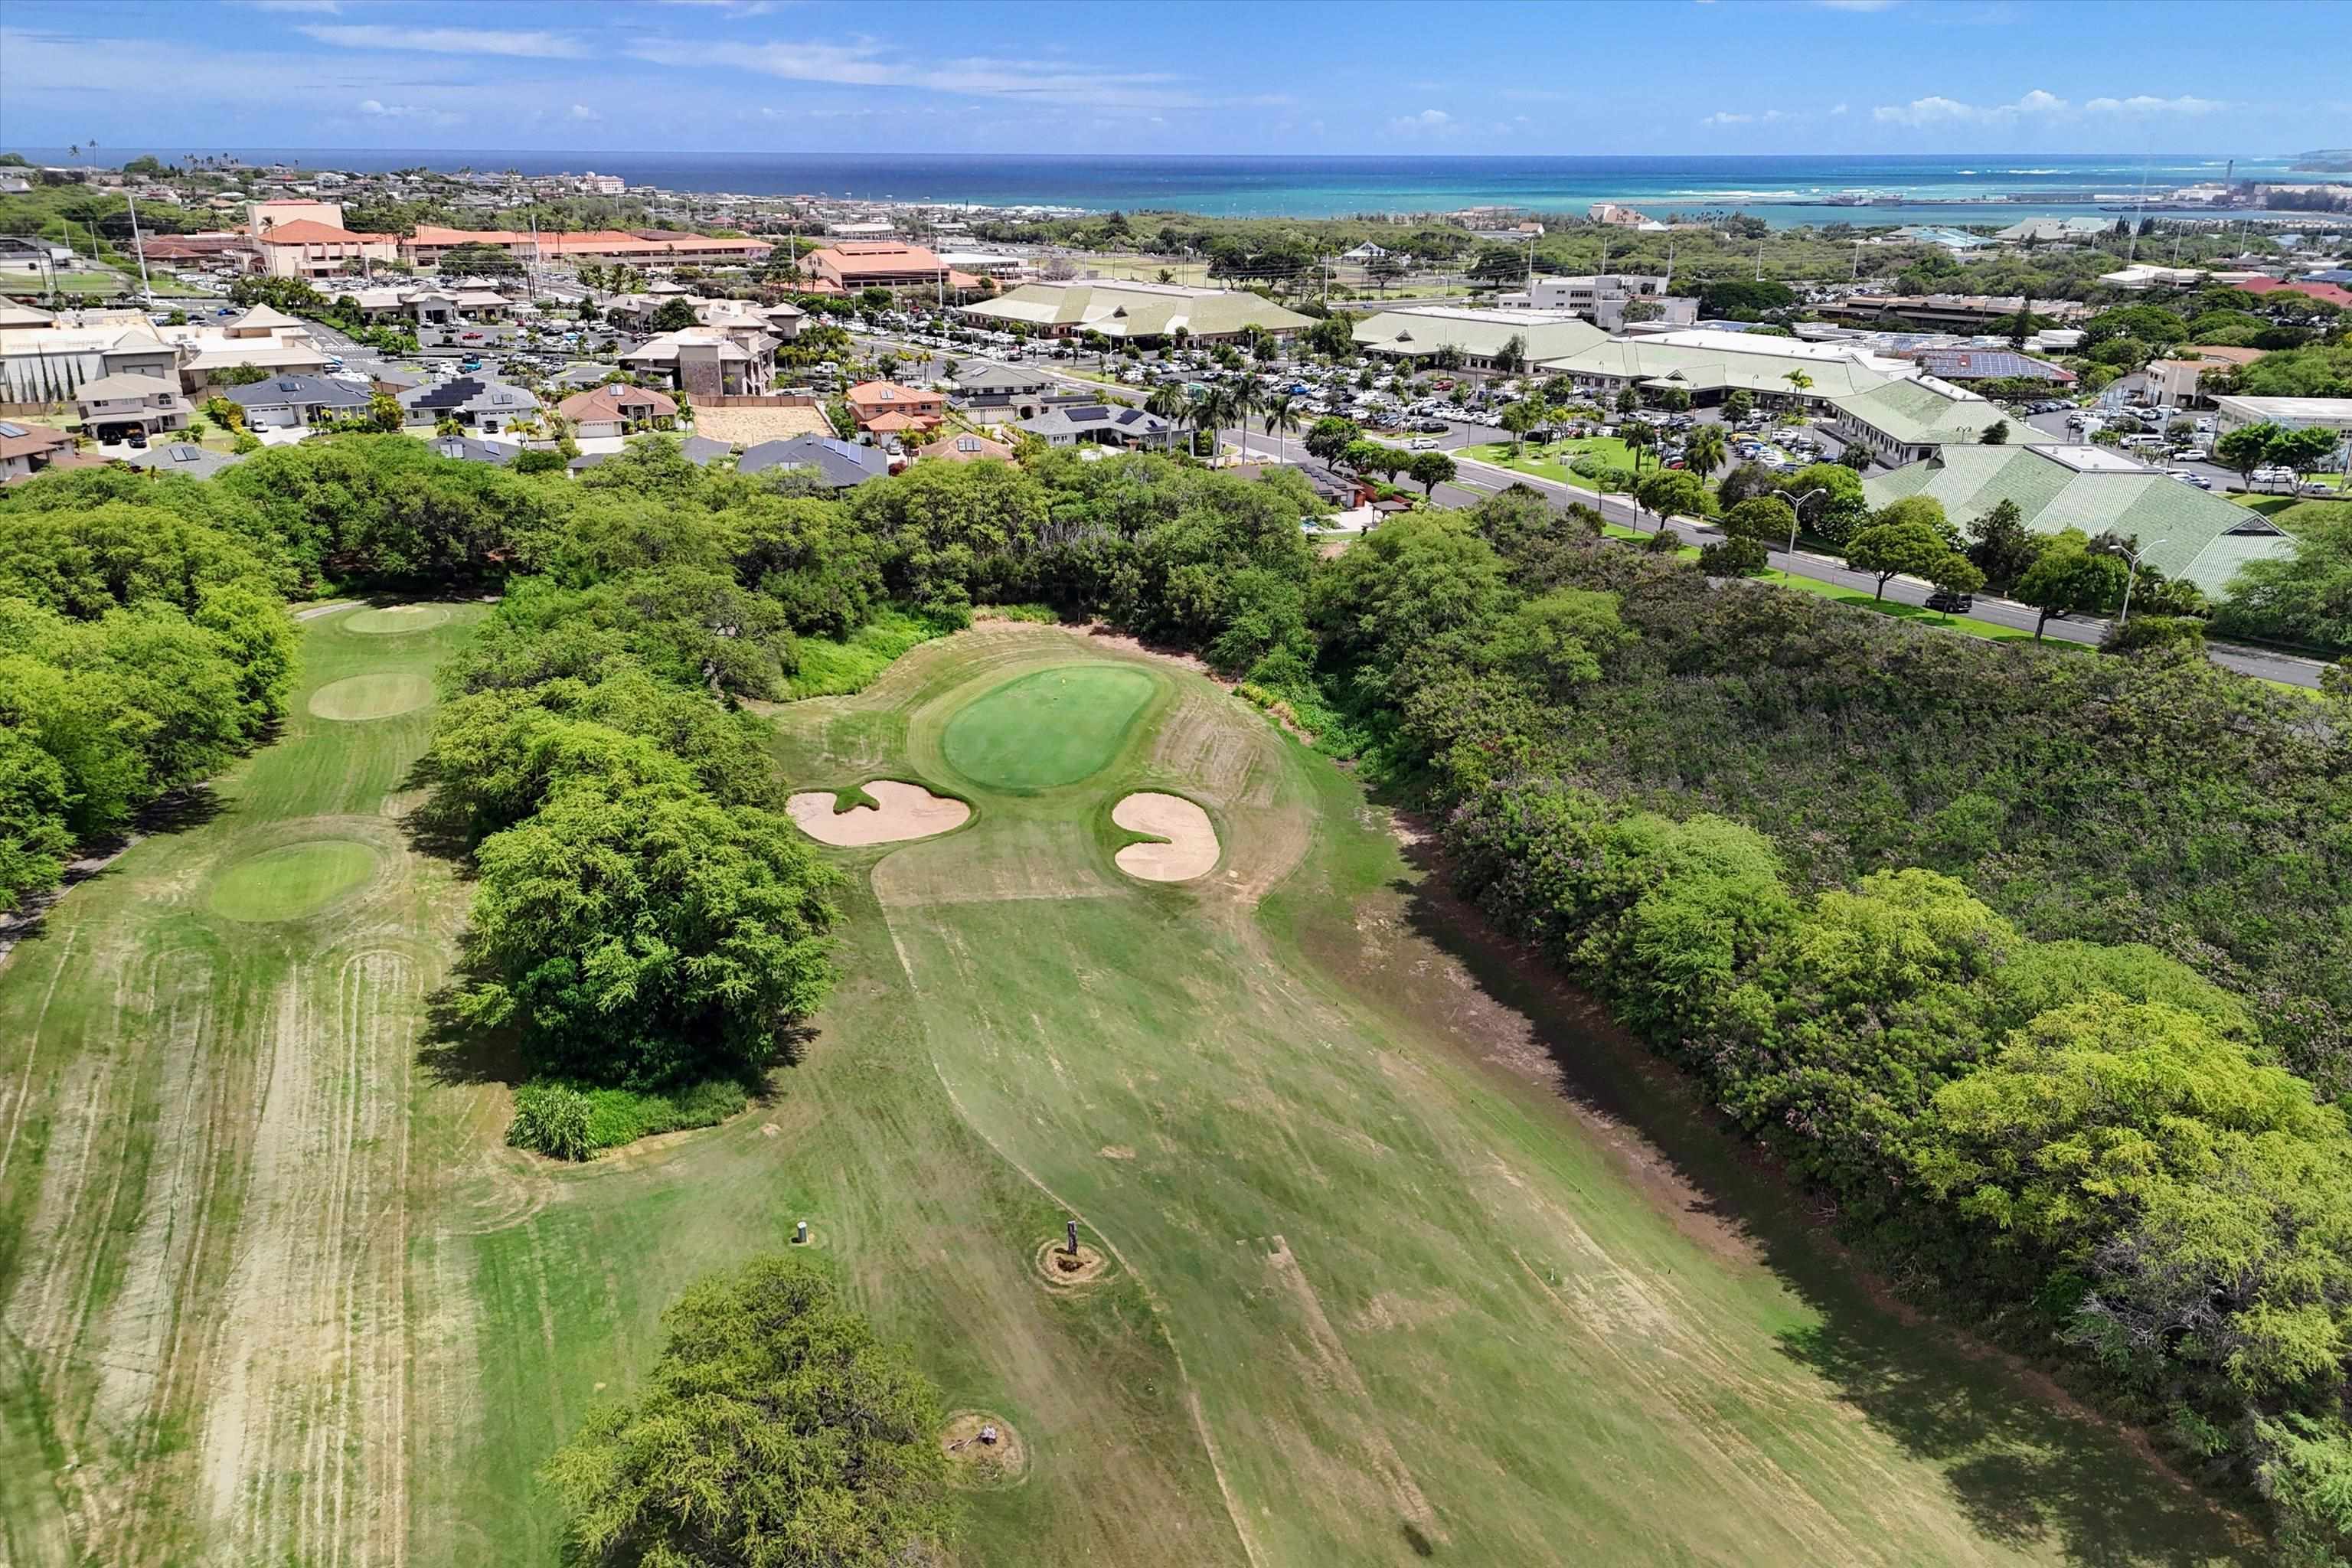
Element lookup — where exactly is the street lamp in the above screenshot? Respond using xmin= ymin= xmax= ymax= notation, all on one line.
xmin=1785 ymin=485 xmax=1829 ymax=566
xmin=2115 ymin=538 xmax=2169 ymax=626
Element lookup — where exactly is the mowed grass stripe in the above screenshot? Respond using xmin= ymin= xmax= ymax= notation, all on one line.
xmin=0 ymin=604 xmax=483 ymax=1566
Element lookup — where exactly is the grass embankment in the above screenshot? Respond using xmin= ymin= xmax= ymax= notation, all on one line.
xmin=782 ymin=606 xmax=954 ymax=699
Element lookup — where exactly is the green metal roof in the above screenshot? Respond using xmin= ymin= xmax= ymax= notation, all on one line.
xmin=958 ymin=283 xmax=1310 ymax=338
xmin=1831 ymin=377 xmax=2006 ymax=446
xmin=1863 ymin=445 xmax=2298 ymax=595
xmin=1352 ymin=308 xmax=1607 ymax=361
xmin=1537 ymin=336 xmax=1893 ymax=397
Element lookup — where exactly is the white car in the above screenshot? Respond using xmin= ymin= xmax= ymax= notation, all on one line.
xmin=1407 ymin=436 xmax=1440 ymax=451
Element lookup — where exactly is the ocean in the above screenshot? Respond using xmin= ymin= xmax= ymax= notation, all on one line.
xmin=21 ymin=149 xmax=2322 ymax=227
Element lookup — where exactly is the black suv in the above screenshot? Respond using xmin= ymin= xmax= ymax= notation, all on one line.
xmin=1924 ymin=589 xmax=1974 ymax=614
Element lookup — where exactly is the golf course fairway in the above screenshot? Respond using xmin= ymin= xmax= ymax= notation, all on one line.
xmin=0 ymin=616 xmax=2253 ymax=1566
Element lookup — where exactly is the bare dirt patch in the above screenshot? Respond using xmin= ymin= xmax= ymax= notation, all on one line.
xmin=689 ymin=403 xmax=830 ymax=446
xmin=787 ymin=780 xmax=970 ymax=846
xmin=1033 ymin=1236 xmax=1112 ymax=1289
xmin=940 ymin=1411 xmax=1030 ymax=1489
xmin=1112 ymin=793 xmax=1219 ymax=882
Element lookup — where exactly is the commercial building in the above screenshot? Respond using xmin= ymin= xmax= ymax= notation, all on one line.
xmin=1992 ymin=217 xmax=2117 ymax=243
xmin=959 ymin=280 xmax=1309 ymax=345
xmin=1908 ymin=349 xmax=2076 ymax=384
xmin=0 ymin=312 xmax=178 ymax=402
xmin=797 ymin=240 xmax=976 ymax=294
xmin=400 ymin=225 xmax=772 ymax=269
xmin=1493 ymin=275 xmax=1697 ymax=330
xmin=1828 ymin=376 xmax=2008 ymax=465
xmin=2139 ymin=346 xmax=2266 ymax=407
xmin=253 ymin=218 xmax=400 ymax=279
xmin=1816 ymin=293 xmax=2083 ymax=330
xmin=1864 ymin=443 xmax=2297 ymax=596
xmin=1537 ymin=328 xmax=1906 ymax=410
xmin=1353 ymin=306 xmax=1606 ymax=369
xmin=2234 ymin=276 xmax=2352 ymax=310
xmin=2210 ymin=395 xmax=2352 ymax=437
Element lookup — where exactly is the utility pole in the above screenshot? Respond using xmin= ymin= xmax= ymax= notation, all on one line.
xmin=125 ymin=188 xmax=153 ymax=302
xmin=2115 ymin=538 xmax=2168 ymax=626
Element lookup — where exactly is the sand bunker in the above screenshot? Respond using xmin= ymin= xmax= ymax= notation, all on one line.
xmin=788 ymin=780 xmax=971 ymax=846
xmin=345 ymin=605 xmax=452 ymax=634
xmin=1112 ymin=792 xmax=1220 ymax=882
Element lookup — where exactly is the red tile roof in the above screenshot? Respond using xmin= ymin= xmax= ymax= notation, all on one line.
xmin=2236 ymin=276 xmax=2352 ymax=309
xmin=257 ymin=219 xmax=375 ymax=244
xmin=556 ymin=384 xmax=678 ymax=423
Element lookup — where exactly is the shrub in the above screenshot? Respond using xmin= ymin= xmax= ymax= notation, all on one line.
xmin=507 ymin=1080 xmax=593 ymax=1161
xmin=1699 ymin=537 xmax=1769 ymax=577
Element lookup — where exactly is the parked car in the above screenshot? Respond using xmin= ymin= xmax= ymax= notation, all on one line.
xmin=1924 ymin=589 xmax=1974 ymax=613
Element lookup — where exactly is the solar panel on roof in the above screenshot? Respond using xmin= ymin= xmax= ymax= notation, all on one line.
xmin=1069 ymin=407 xmax=1109 ymax=423
xmin=0 ymin=422 xmax=24 ymax=437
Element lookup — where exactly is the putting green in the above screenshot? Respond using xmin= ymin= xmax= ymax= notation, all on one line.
xmin=940 ymin=664 xmax=1156 ymax=791
xmin=345 ymin=605 xmax=453 ymax=635
xmin=206 ymin=839 xmax=380 ymax=921
xmin=309 ymin=672 xmax=435 ymax=720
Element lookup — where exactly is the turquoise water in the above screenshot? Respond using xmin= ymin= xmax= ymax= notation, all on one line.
xmin=31 ymin=149 xmax=2324 ymax=227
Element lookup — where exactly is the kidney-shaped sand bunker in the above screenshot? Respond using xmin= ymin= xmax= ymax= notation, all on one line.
xmin=1112 ymin=792 xmax=1220 ymax=882
xmin=787 ymin=780 xmax=971 ymax=846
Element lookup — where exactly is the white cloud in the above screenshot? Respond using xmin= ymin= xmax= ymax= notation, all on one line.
xmin=626 ymin=35 xmax=1202 ymax=109
xmin=1831 ymin=103 xmax=1850 ymax=116
xmin=300 ymin=24 xmax=587 ymax=58
xmin=1700 ymin=109 xmax=1790 ymax=127
xmin=358 ymin=98 xmax=418 ymax=118
xmin=1388 ymin=108 xmax=1455 ymax=136
xmin=568 ymin=103 xmax=601 ymax=121
xmin=1876 ymin=87 xmax=2222 ymax=126
xmin=2086 ymin=94 xmax=2224 ymax=115
xmin=1873 ymin=88 xmax=2068 ymax=125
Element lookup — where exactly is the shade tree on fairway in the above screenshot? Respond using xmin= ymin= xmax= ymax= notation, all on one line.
xmin=543 ymin=1254 xmax=954 ymax=1568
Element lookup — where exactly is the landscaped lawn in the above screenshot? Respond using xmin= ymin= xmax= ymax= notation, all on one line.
xmin=1459 ymin=436 xmax=1636 ymax=492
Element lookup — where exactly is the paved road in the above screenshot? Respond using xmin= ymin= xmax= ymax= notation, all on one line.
xmin=1366 ymin=437 xmax=2330 ymax=689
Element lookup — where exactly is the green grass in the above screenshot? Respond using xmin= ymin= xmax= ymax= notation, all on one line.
xmin=1459 ymin=436 xmax=1635 ymax=492
xmin=0 ymin=614 xmax=2259 ymax=1565
xmin=782 ymin=607 xmax=952 ymax=700
xmin=938 ymin=663 xmax=1159 ymax=792
xmin=204 ymin=838 xmax=381 ymax=921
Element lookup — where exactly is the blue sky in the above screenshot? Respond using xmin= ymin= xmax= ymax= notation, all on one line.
xmin=1 ymin=0 xmax=2345 ymax=157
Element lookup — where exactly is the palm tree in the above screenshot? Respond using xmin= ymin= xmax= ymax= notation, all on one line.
xmin=1622 ymin=419 xmax=1657 ymax=474
xmin=1685 ymin=423 xmax=1727 ymax=479
xmin=1187 ymin=387 xmax=1230 ymax=456
xmin=1228 ymin=380 xmax=1265 ymax=457
xmin=1501 ymin=398 xmax=1540 ymax=459
xmin=1782 ymin=369 xmax=1814 ymax=407
xmin=1145 ymin=381 xmax=1187 ymax=422
xmin=1263 ymin=393 xmax=1298 ymax=463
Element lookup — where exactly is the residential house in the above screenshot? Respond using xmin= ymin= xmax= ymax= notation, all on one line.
xmin=555 ymin=383 xmax=679 ymax=439
xmin=737 ymin=435 xmax=890 ymax=489
xmin=0 ymin=419 xmax=77 ymax=482
xmin=1015 ymin=403 xmax=1179 ymax=449
xmin=221 ymin=372 xmax=373 ymax=429
xmin=620 ymin=325 xmax=778 ymax=397
xmin=116 ymin=441 xmax=243 ymax=480
xmin=916 ymin=432 xmax=1019 ymax=463
xmin=400 ymin=376 xmax=541 ymax=435
xmin=949 ymin=360 xmax=1054 ymax=416
xmin=959 ymin=281 xmax=1309 ymax=345
xmin=1864 ymin=443 xmax=2297 ymax=596
xmin=424 ymin=433 xmax=517 ymax=466
xmin=570 ymin=433 xmax=733 ymax=472
xmin=74 ymin=371 xmax=193 ymax=440
xmin=846 ymin=380 xmax=945 ymax=432
xmin=1352 ymin=306 xmax=1607 ymax=369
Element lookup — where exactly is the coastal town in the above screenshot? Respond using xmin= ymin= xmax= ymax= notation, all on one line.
xmin=7 ymin=0 xmax=2352 ymax=1561
xmin=2 ymin=150 xmax=2345 ymax=677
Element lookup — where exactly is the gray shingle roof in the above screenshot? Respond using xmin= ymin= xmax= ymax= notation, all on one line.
xmin=736 ymin=434 xmax=887 ymax=488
